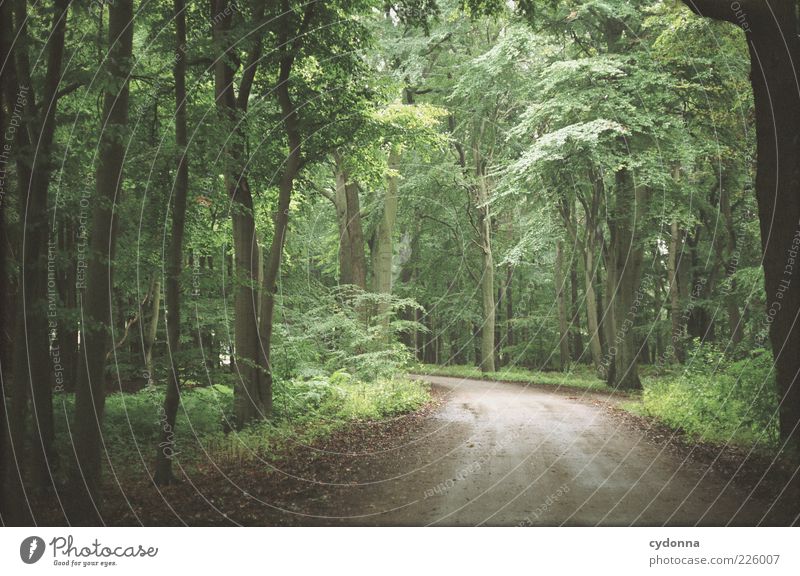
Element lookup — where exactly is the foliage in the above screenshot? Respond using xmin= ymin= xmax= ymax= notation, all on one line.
xmin=638 ymin=346 xmax=779 ymax=447
xmin=51 ymin=375 xmax=430 ymax=474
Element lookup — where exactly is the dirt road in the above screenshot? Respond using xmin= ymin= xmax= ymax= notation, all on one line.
xmin=281 ymin=375 xmax=791 ymax=526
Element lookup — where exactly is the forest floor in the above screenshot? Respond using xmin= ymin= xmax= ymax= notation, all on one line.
xmin=35 ymin=375 xmax=800 ymax=526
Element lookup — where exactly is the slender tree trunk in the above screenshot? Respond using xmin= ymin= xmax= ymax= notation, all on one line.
xmin=718 ymin=173 xmax=743 ymax=347
xmin=71 ymin=0 xmax=134 ymax=517
xmin=556 ymin=240 xmax=570 ymax=371
xmin=155 ymin=0 xmax=190 ymax=484
xmin=143 ymin=276 xmax=161 ymax=384
xmin=258 ymin=1 xmax=316 ymax=417
xmin=374 ymin=145 xmax=401 ymax=330
xmin=505 ymin=264 xmax=514 ymax=352
xmin=569 ymin=259 xmax=583 ymax=361
xmin=334 ymin=161 xmax=352 ymax=286
xmin=583 ymin=247 xmax=603 ymax=372
xmin=213 ymin=0 xmax=265 ymax=427
xmin=667 ymin=219 xmax=684 ymax=363
xmin=474 ymin=139 xmax=495 ymax=373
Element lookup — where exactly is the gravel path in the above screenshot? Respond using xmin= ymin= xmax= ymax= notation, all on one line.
xmin=291 ymin=375 xmax=785 ymax=526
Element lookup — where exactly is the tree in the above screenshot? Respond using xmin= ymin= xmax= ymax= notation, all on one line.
xmin=155 ymin=0 xmax=190 ymax=485
xmin=680 ymin=0 xmax=800 ymax=452
xmin=71 ymin=0 xmax=134 ymax=515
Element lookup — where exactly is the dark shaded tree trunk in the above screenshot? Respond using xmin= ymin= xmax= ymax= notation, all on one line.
xmin=667 ymin=219 xmax=684 ymax=363
xmin=212 ymin=0 xmax=266 ymax=427
xmin=1 ymin=0 xmax=70 ymax=526
xmin=155 ymin=0 xmax=190 ymax=485
xmin=258 ymin=0 xmax=317 ymax=418
xmin=71 ymin=0 xmax=134 ymax=518
xmin=0 ymin=0 xmax=12 ymax=520
xmin=605 ymin=171 xmax=649 ymax=390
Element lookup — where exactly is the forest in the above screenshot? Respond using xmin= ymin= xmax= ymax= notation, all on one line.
xmin=1 ymin=0 xmax=800 ymax=527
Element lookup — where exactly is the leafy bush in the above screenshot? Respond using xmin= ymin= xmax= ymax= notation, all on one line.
xmin=51 ymin=374 xmax=430 ymax=473
xmin=272 ymin=284 xmax=422 ymax=382
xmin=639 ymin=346 xmax=779 ymax=447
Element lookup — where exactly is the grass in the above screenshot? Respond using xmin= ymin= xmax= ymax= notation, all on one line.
xmin=50 ymin=374 xmax=431 ymax=477
xmin=412 ymin=363 xmax=612 ymax=392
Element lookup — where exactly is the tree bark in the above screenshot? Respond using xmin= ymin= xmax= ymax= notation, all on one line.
xmin=682 ymin=0 xmax=800 ymax=455
xmin=155 ymin=0 xmax=190 ymax=484
xmin=143 ymin=276 xmax=161 ymax=385
xmin=605 ymin=171 xmax=649 ymax=390
xmin=212 ymin=0 xmax=266 ymax=427
xmin=258 ymin=0 xmax=316 ymax=418
xmin=474 ymin=138 xmax=495 ymax=373
xmin=332 ymin=153 xmax=367 ymax=290
xmin=718 ymin=172 xmax=743 ymax=346
xmin=374 ymin=145 xmax=401 ymax=321
xmin=71 ymin=0 xmax=134 ymax=517
xmin=667 ymin=219 xmax=684 ymax=363
xmin=556 ymin=240 xmax=570 ymax=370
xmin=569 ymin=257 xmax=583 ymax=361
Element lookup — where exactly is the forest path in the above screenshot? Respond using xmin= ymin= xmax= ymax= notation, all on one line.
xmin=291 ymin=375 xmax=783 ymax=526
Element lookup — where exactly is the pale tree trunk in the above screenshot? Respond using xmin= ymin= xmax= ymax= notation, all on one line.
xmin=556 ymin=240 xmax=570 ymax=371
xmin=333 ymin=153 xmax=367 ymax=291
xmin=373 ymin=145 xmax=401 ymax=332
xmin=143 ymin=276 xmax=161 ymax=384
xmin=474 ymin=143 xmax=495 ymax=373
xmin=333 ymin=161 xmax=352 ymax=285
xmin=71 ymin=0 xmax=134 ymax=518
xmin=569 ymin=260 xmax=583 ymax=361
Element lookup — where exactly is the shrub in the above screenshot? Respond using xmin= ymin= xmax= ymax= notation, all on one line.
xmin=640 ymin=346 xmax=779 ymax=447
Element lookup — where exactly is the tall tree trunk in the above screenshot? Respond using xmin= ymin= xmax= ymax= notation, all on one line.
xmin=258 ymin=0 xmax=316 ymax=418
xmin=474 ymin=139 xmax=495 ymax=373
xmin=605 ymin=171 xmax=649 ymax=390
xmin=71 ymin=0 xmax=134 ymax=516
xmin=155 ymin=0 xmax=190 ymax=484
xmin=0 ymin=0 xmax=72 ymax=524
xmin=556 ymin=240 xmax=570 ymax=371
xmin=213 ymin=0 xmax=265 ymax=427
xmin=0 ymin=0 xmax=12 ymax=520
xmin=667 ymin=219 xmax=684 ymax=363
